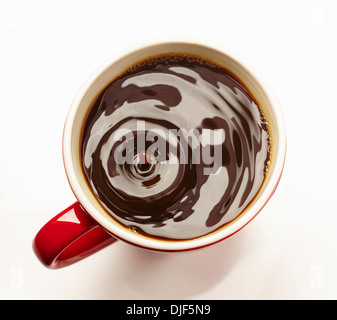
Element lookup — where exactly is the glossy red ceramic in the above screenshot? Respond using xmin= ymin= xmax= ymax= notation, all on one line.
xmin=32 ymin=40 xmax=287 ymax=270
xmin=32 ymin=202 xmax=117 ymax=269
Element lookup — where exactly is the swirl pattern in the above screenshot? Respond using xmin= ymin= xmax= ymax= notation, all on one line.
xmin=81 ymin=55 xmax=270 ymax=240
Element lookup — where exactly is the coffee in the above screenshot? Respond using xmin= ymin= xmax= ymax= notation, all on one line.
xmin=80 ymin=53 xmax=271 ymax=240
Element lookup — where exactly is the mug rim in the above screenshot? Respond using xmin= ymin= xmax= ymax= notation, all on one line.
xmin=63 ymin=38 xmax=286 ymax=251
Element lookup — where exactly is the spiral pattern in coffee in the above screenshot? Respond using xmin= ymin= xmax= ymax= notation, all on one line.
xmin=81 ymin=54 xmax=271 ymax=240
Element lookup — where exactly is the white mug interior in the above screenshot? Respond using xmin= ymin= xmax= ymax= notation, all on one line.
xmin=63 ymin=39 xmax=286 ymax=251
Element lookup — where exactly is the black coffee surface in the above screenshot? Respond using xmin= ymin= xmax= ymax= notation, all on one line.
xmin=81 ymin=54 xmax=271 ymax=240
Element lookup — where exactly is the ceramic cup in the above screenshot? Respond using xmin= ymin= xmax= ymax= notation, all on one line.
xmin=33 ymin=39 xmax=286 ymax=269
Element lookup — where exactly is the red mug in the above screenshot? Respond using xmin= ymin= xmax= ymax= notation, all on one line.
xmin=33 ymin=39 xmax=286 ymax=269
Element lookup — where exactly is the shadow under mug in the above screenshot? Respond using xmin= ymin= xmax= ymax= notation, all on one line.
xmin=33 ymin=39 xmax=286 ymax=269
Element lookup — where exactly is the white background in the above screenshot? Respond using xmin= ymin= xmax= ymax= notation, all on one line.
xmin=1 ymin=0 xmax=336 ymax=300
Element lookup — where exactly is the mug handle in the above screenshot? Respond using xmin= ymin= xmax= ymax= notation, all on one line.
xmin=32 ymin=202 xmax=117 ymax=269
